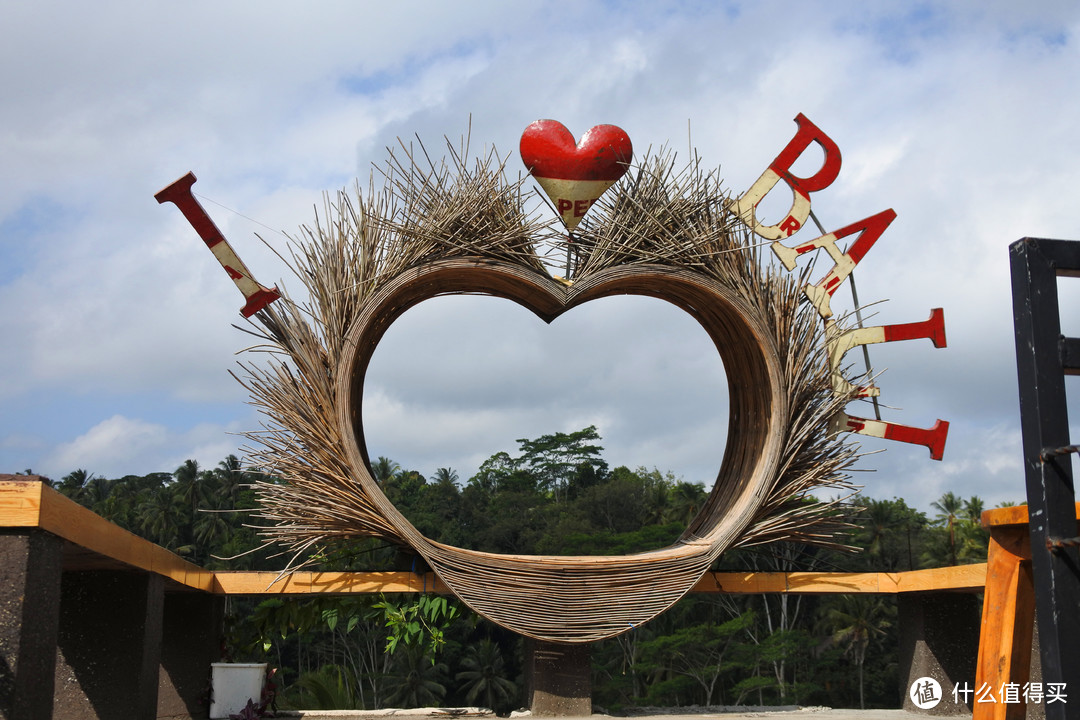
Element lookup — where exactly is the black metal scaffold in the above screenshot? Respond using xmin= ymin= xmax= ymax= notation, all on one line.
xmin=1011 ymin=237 xmax=1080 ymax=720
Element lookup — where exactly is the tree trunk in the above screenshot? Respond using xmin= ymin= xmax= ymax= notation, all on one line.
xmin=858 ymin=659 xmax=865 ymax=709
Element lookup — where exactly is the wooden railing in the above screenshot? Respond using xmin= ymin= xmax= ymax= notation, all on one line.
xmin=9 ymin=476 xmax=1062 ymax=719
xmin=0 ymin=478 xmax=988 ymax=597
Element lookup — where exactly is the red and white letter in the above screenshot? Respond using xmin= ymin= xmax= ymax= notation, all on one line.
xmin=772 ymin=209 xmax=896 ymax=319
xmin=728 ymin=113 xmax=842 ymax=240
xmin=827 ymin=309 xmax=950 ymax=460
xmin=155 ymin=172 xmax=281 ymax=318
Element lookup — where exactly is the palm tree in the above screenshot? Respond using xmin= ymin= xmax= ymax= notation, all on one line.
xmin=384 ymin=645 xmax=447 ymax=708
xmin=931 ymin=491 xmax=963 ymax=565
xmin=293 ymin=664 xmax=359 ymax=709
xmin=58 ymin=469 xmax=94 ymax=501
xmin=213 ymin=454 xmax=245 ymax=505
xmin=962 ymin=496 xmax=984 ymax=525
xmin=823 ymin=595 xmax=892 ymax=709
xmin=372 ymin=456 xmax=400 ymax=485
xmin=193 ymin=492 xmax=233 ymax=559
xmin=641 ymin=471 xmax=672 ymax=525
xmin=173 ymin=459 xmax=208 ymax=515
xmin=138 ymin=487 xmax=182 ymax=549
xmin=456 ymin=639 xmax=517 ymax=711
xmin=431 ymin=467 xmax=458 ymax=487
xmin=862 ymin=499 xmax=898 ymax=562
xmin=666 ymin=481 xmax=706 ymax=526
xmin=81 ymin=475 xmax=112 ymax=512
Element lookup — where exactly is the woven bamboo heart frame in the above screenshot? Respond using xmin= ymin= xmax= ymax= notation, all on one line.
xmin=241 ymin=144 xmax=860 ymax=642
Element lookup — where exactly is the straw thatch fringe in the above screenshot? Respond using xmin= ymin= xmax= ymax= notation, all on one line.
xmin=237 ymin=141 xmax=862 ymax=642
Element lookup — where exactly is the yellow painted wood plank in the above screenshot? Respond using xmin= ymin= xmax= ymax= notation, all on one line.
xmin=692 ymin=572 xmax=787 ymax=594
xmin=982 ymin=502 xmax=1080 ymax=528
xmin=895 ymin=563 xmax=986 ymax=592
xmin=786 ymin=572 xmax=893 ymax=593
xmin=0 ymin=480 xmax=43 ymax=527
xmin=0 ymin=481 xmax=989 ymax=600
xmin=696 ymin=572 xmax=888 ymax=594
xmin=974 ymin=530 xmax=1033 ymax=720
xmin=15 ymin=483 xmax=211 ymax=593
xmin=38 ymin=485 xmax=156 ymax=566
xmin=212 ymin=571 xmax=450 ymax=595
xmin=695 ymin=567 xmax=983 ymax=595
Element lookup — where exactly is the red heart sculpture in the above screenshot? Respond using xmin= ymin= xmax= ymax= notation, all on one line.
xmin=520 ymin=119 xmax=633 ymax=230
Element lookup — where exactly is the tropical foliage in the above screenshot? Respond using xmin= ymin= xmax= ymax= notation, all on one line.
xmin=37 ymin=426 xmax=1005 ymax=712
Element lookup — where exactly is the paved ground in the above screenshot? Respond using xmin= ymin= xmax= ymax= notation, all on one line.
xmin=274 ymin=709 xmax=955 ymax=720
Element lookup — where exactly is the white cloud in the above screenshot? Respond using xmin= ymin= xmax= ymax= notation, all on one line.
xmin=2 ymin=1 xmax=1079 ymax=514
xmin=43 ymin=414 xmax=245 ymax=480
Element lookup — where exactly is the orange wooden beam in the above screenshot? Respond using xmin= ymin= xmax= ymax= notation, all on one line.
xmin=972 ymin=504 xmax=1080 ymax=720
xmin=213 ymin=571 xmax=450 ymax=595
xmin=0 ymin=478 xmax=989 ymax=598
xmin=692 ymin=565 xmax=984 ymax=595
xmin=974 ymin=526 xmax=1033 ymax=720
xmin=0 ymin=479 xmax=214 ymax=592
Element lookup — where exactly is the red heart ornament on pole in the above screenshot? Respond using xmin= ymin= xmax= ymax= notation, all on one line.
xmin=520 ymin=119 xmax=633 ymax=231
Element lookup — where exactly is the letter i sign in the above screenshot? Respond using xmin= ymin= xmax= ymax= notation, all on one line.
xmin=730 ymin=114 xmax=949 ymax=460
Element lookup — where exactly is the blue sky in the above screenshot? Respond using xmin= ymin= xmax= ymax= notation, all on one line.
xmin=2 ymin=2 xmax=1079 ymax=512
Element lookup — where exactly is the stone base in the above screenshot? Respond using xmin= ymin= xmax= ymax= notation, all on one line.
xmin=899 ymin=593 xmax=980 ymax=715
xmin=0 ymin=530 xmax=63 ymax=720
xmin=53 ymin=571 xmax=165 ymax=720
xmin=524 ymin=639 xmax=591 ymax=716
xmin=158 ymin=592 xmax=225 ymax=720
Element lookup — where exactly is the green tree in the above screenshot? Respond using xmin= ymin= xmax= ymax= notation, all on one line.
xmin=515 ymin=425 xmax=607 ymax=502
xmin=822 ymin=595 xmax=893 ymax=709
xmin=638 ymin=611 xmax=755 ymax=706
xmin=371 ymin=456 xmax=400 ymax=485
xmin=667 ymin=481 xmax=707 ymax=525
xmin=856 ymin=497 xmax=927 ymax=571
xmin=81 ymin=475 xmax=114 ymax=513
xmin=455 ymin=638 xmax=517 ymax=711
xmin=173 ymin=459 xmax=208 ymax=518
xmin=212 ymin=454 xmax=246 ymax=506
xmin=58 ymin=468 xmax=94 ymax=501
xmin=930 ymin=491 xmax=963 ymax=565
xmin=193 ymin=493 xmax=233 ymax=563
xmin=137 ymin=486 xmax=182 ymax=549
xmin=962 ymin=495 xmax=984 ymax=524
xmin=412 ymin=468 xmax=463 ymax=544
xmin=382 ymin=470 xmax=426 ymax=514
xmin=384 ymin=645 xmax=448 ymax=708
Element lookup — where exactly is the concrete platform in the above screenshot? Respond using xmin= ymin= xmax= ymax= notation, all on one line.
xmin=274 ymin=708 xmax=952 ymax=720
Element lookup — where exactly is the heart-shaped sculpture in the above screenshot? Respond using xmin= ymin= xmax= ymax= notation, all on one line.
xmin=520 ymin=119 xmax=633 ymax=230
xmin=334 ymin=259 xmax=786 ymax=642
xmin=242 ymin=148 xmax=854 ymax=645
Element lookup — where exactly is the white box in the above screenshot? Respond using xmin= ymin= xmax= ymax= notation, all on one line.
xmin=209 ymin=663 xmax=267 ymax=719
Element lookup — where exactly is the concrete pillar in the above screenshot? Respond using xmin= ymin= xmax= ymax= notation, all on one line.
xmin=899 ymin=593 xmax=980 ymax=715
xmin=53 ymin=571 xmax=164 ymax=720
xmin=524 ymin=639 xmax=591 ymax=716
xmin=0 ymin=529 xmax=63 ymax=720
xmin=157 ymin=592 xmax=225 ymax=720
xmin=1027 ymin=614 xmax=1044 ymax=720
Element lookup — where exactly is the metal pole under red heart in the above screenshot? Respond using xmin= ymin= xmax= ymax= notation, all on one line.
xmin=520 ymin=120 xmax=632 ymax=278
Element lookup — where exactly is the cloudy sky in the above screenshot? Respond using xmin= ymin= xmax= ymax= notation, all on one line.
xmin=2 ymin=2 xmax=1078 ymax=513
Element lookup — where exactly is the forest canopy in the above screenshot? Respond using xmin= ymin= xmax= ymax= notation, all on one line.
xmin=33 ymin=426 xmax=1004 ymax=712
